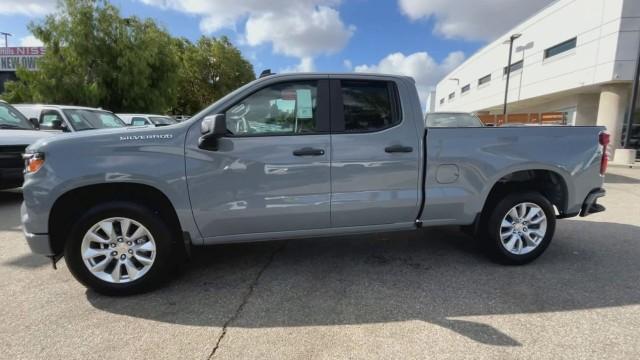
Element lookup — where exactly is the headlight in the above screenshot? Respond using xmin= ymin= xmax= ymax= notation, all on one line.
xmin=23 ymin=152 xmax=45 ymax=174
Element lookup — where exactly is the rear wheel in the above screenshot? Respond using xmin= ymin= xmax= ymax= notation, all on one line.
xmin=64 ymin=201 xmax=175 ymax=295
xmin=484 ymin=192 xmax=556 ymax=265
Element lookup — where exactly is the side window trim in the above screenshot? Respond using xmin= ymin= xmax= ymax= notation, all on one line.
xmin=329 ymin=78 xmax=403 ymax=134
xmin=220 ymin=79 xmax=331 ymax=138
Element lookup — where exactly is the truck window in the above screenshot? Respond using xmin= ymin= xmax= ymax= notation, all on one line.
xmin=131 ymin=117 xmax=148 ymax=126
xmin=225 ymin=81 xmax=320 ymax=136
xmin=340 ymin=80 xmax=399 ymax=132
xmin=40 ymin=110 xmax=64 ymax=129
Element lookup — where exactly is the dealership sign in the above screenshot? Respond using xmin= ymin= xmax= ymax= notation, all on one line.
xmin=0 ymin=47 xmax=45 ymax=71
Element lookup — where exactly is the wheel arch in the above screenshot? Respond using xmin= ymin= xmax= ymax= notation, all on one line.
xmin=48 ymin=183 xmax=188 ymax=256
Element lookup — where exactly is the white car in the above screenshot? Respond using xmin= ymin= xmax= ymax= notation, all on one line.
xmin=13 ymin=104 xmax=126 ymax=132
xmin=118 ymin=114 xmax=178 ymax=127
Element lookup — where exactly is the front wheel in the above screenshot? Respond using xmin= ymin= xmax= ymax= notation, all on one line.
xmin=484 ymin=192 xmax=556 ymax=265
xmin=64 ymin=201 xmax=176 ymax=295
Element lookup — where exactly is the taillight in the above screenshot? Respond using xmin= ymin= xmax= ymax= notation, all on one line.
xmin=598 ymin=132 xmax=610 ymax=175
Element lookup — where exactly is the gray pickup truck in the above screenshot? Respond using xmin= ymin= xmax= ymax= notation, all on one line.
xmin=21 ymin=73 xmax=608 ymax=295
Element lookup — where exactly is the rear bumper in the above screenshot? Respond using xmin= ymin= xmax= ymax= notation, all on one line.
xmin=580 ymin=188 xmax=606 ymax=217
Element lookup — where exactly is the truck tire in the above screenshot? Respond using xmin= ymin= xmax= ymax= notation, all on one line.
xmin=484 ymin=192 xmax=556 ymax=265
xmin=64 ymin=201 xmax=175 ymax=296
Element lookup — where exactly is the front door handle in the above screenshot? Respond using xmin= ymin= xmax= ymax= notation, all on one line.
xmin=385 ymin=145 xmax=413 ymax=153
xmin=293 ymin=147 xmax=325 ymax=156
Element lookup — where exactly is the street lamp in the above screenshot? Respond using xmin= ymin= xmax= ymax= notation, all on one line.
xmin=0 ymin=32 xmax=12 ymax=48
xmin=503 ymin=33 xmax=521 ymax=116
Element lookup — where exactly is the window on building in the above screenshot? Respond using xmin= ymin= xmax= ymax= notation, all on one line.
xmin=503 ymin=60 xmax=523 ymax=75
xmin=544 ymin=37 xmax=577 ymax=59
xmin=461 ymin=84 xmax=471 ymax=94
xmin=439 ymin=98 xmax=444 ymax=105
xmin=448 ymin=92 xmax=455 ymax=100
xmin=478 ymin=74 xmax=491 ymax=86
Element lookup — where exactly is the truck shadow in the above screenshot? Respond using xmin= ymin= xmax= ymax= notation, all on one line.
xmin=87 ymin=220 xmax=640 ymax=347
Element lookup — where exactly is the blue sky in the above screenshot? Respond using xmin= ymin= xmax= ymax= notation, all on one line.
xmin=0 ymin=0 xmax=553 ymax=103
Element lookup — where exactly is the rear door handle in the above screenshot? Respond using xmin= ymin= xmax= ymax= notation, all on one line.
xmin=385 ymin=145 xmax=413 ymax=153
xmin=293 ymin=147 xmax=325 ymax=156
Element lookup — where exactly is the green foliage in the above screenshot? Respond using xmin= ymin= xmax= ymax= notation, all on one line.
xmin=2 ymin=0 xmax=255 ymax=115
xmin=173 ymin=36 xmax=255 ymax=115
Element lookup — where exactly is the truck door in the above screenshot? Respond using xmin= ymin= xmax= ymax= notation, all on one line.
xmin=329 ymin=78 xmax=421 ymax=227
xmin=185 ymin=79 xmax=332 ymax=238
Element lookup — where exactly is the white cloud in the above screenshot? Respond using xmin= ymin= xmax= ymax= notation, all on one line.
xmin=0 ymin=0 xmax=55 ymax=16
xmin=141 ymin=0 xmax=354 ymax=63
xmin=280 ymin=57 xmax=315 ymax=73
xmin=19 ymin=35 xmax=44 ymax=47
xmin=343 ymin=59 xmax=352 ymax=70
xmin=398 ymin=0 xmax=553 ymax=41
xmin=355 ymin=51 xmax=465 ymax=106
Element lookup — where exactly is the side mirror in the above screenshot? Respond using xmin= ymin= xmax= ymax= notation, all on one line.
xmin=198 ymin=114 xmax=227 ymax=150
xmin=29 ymin=118 xmax=40 ymax=130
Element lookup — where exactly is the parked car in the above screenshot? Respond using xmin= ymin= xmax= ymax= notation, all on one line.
xmin=0 ymin=100 xmax=55 ymax=190
xmin=172 ymin=115 xmax=191 ymax=122
xmin=21 ymin=73 xmax=608 ymax=295
xmin=13 ymin=104 xmax=126 ymax=132
xmin=117 ymin=114 xmax=178 ymax=127
xmin=425 ymin=112 xmax=484 ymax=127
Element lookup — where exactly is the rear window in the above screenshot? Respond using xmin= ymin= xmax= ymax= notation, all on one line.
xmin=340 ymin=80 xmax=400 ymax=132
xmin=425 ymin=113 xmax=483 ymax=128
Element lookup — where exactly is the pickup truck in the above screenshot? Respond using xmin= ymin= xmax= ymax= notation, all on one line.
xmin=13 ymin=104 xmax=126 ymax=132
xmin=21 ymin=73 xmax=608 ymax=295
xmin=0 ymin=100 xmax=54 ymax=190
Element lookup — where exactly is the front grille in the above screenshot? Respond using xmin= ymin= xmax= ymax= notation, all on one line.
xmin=0 ymin=145 xmax=28 ymax=169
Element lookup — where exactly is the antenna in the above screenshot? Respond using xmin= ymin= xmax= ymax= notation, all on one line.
xmin=259 ymin=69 xmax=274 ymax=78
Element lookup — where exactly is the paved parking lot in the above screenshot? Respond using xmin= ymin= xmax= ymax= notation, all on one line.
xmin=1 ymin=166 xmax=639 ymax=360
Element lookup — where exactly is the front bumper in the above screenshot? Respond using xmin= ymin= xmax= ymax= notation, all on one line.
xmin=21 ymin=202 xmax=54 ymax=256
xmin=580 ymin=188 xmax=606 ymax=217
xmin=23 ymin=230 xmax=54 ymax=256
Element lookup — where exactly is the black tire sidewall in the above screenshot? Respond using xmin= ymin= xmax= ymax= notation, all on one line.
xmin=486 ymin=192 xmax=556 ymax=265
xmin=64 ymin=201 xmax=174 ymax=296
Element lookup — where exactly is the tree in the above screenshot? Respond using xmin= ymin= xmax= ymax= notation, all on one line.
xmin=172 ymin=36 xmax=255 ymax=115
xmin=2 ymin=0 xmax=179 ymax=113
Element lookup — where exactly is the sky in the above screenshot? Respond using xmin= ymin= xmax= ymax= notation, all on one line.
xmin=0 ymin=0 xmax=555 ymax=105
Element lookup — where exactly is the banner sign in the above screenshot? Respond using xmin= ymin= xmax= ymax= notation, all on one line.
xmin=0 ymin=47 xmax=45 ymax=71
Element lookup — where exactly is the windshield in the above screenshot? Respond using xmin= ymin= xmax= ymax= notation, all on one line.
xmin=0 ymin=102 xmax=34 ymax=130
xmin=149 ymin=116 xmax=177 ymax=126
xmin=425 ymin=113 xmax=483 ymax=128
xmin=62 ymin=109 xmax=126 ymax=131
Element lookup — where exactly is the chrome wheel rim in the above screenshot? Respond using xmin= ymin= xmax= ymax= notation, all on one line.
xmin=499 ymin=202 xmax=547 ymax=255
xmin=81 ymin=217 xmax=156 ymax=284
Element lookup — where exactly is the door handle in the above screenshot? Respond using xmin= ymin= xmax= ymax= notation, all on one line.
xmin=385 ymin=145 xmax=413 ymax=153
xmin=293 ymin=147 xmax=325 ymax=156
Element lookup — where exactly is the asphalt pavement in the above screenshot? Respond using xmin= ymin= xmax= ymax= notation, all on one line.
xmin=1 ymin=166 xmax=639 ymax=359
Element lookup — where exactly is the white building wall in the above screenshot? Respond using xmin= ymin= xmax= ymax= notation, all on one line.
xmin=435 ymin=0 xmax=639 ymax=114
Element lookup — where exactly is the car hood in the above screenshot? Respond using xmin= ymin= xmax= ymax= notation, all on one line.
xmin=0 ymin=129 xmax=56 ymax=146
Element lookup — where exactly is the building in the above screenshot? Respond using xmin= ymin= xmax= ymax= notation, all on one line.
xmin=0 ymin=47 xmax=45 ymax=93
xmin=435 ymin=0 xmax=640 ymax=159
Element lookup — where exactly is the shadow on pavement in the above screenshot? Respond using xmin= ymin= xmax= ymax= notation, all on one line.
xmin=605 ymin=173 xmax=640 ymax=184
xmin=87 ymin=220 xmax=640 ymax=347
xmin=0 ymin=190 xmax=23 ymax=232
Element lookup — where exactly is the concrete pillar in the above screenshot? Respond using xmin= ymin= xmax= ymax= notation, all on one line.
xmin=596 ymin=84 xmax=630 ymax=157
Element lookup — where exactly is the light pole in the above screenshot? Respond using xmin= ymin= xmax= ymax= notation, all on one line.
xmin=0 ymin=32 xmax=11 ymax=48
xmin=503 ymin=33 xmax=521 ymax=117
